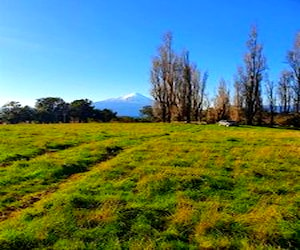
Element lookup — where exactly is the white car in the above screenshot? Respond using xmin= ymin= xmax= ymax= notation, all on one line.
xmin=218 ymin=120 xmax=237 ymax=127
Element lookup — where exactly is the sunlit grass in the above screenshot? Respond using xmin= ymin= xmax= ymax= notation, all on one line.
xmin=0 ymin=123 xmax=299 ymax=249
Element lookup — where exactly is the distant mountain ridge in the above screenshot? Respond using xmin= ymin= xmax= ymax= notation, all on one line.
xmin=93 ymin=93 xmax=153 ymax=117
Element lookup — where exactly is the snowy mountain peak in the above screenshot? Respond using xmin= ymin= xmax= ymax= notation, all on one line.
xmin=121 ymin=93 xmax=138 ymax=100
xmin=93 ymin=93 xmax=153 ymax=117
xmin=119 ymin=93 xmax=151 ymax=102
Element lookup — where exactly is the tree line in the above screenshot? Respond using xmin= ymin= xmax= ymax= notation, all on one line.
xmin=150 ymin=32 xmax=207 ymax=123
xmin=150 ymin=27 xmax=300 ymax=126
xmin=0 ymin=98 xmax=117 ymax=124
xmin=2 ymin=27 xmax=299 ymax=126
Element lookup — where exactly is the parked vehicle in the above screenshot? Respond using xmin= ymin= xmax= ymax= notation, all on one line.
xmin=218 ymin=120 xmax=238 ymax=127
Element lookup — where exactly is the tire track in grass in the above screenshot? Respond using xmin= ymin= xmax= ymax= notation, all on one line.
xmin=0 ymin=142 xmax=124 ymax=222
xmin=0 ymin=142 xmax=81 ymax=167
xmin=0 ymin=139 xmax=96 ymax=167
xmin=0 ymin=139 xmax=124 ymax=219
xmin=0 ymin=134 xmax=125 ymax=191
xmin=0 ymin=133 xmax=172 ymax=223
xmin=0 ymin=130 xmax=124 ymax=167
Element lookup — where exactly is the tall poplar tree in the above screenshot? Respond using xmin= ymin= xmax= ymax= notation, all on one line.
xmin=287 ymin=32 xmax=300 ymax=112
xmin=236 ymin=26 xmax=267 ymax=125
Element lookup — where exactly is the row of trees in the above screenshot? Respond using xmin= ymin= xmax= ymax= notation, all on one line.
xmin=150 ymin=27 xmax=300 ymax=125
xmin=150 ymin=33 xmax=207 ymax=123
xmin=0 ymin=98 xmax=117 ymax=124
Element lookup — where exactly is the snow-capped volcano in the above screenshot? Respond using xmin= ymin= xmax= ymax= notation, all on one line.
xmin=105 ymin=93 xmax=151 ymax=103
xmin=93 ymin=93 xmax=153 ymax=117
xmin=120 ymin=93 xmax=151 ymax=102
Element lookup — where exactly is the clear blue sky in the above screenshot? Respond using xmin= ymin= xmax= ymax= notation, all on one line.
xmin=0 ymin=0 xmax=299 ymax=106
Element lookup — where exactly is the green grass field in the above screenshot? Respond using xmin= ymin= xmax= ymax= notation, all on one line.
xmin=0 ymin=123 xmax=299 ymax=249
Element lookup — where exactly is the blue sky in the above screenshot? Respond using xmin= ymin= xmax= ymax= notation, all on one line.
xmin=0 ymin=0 xmax=299 ymax=106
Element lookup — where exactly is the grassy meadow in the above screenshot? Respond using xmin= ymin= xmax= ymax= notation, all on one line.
xmin=0 ymin=123 xmax=299 ymax=249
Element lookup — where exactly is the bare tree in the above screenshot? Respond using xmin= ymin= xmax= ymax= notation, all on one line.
xmin=191 ymin=70 xmax=208 ymax=121
xmin=232 ymin=69 xmax=245 ymax=122
xmin=278 ymin=70 xmax=293 ymax=113
xmin=287 ymin=32 xmax=300 ymax=112
xmin=174 ymin=51 xmax=188 ymax=122
xmin=266 ymin=79 xmax=276 ymax=126
xmin=151 ymin=59 xmax=168 ymax=122
xmin=175 ymin=50 xmax=199 ymax=123
xmin=182 ymin=51 xmax=193 ymax=123
xmin=150 ymin=32 xmax=207 ymax=123
xmin=150 ymin=32 xmax=177 ymax=122
xmin=214 ymin=79 xmax=230 ymax=121
xmin=238 ymin=26 xmax=267 ymax=125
